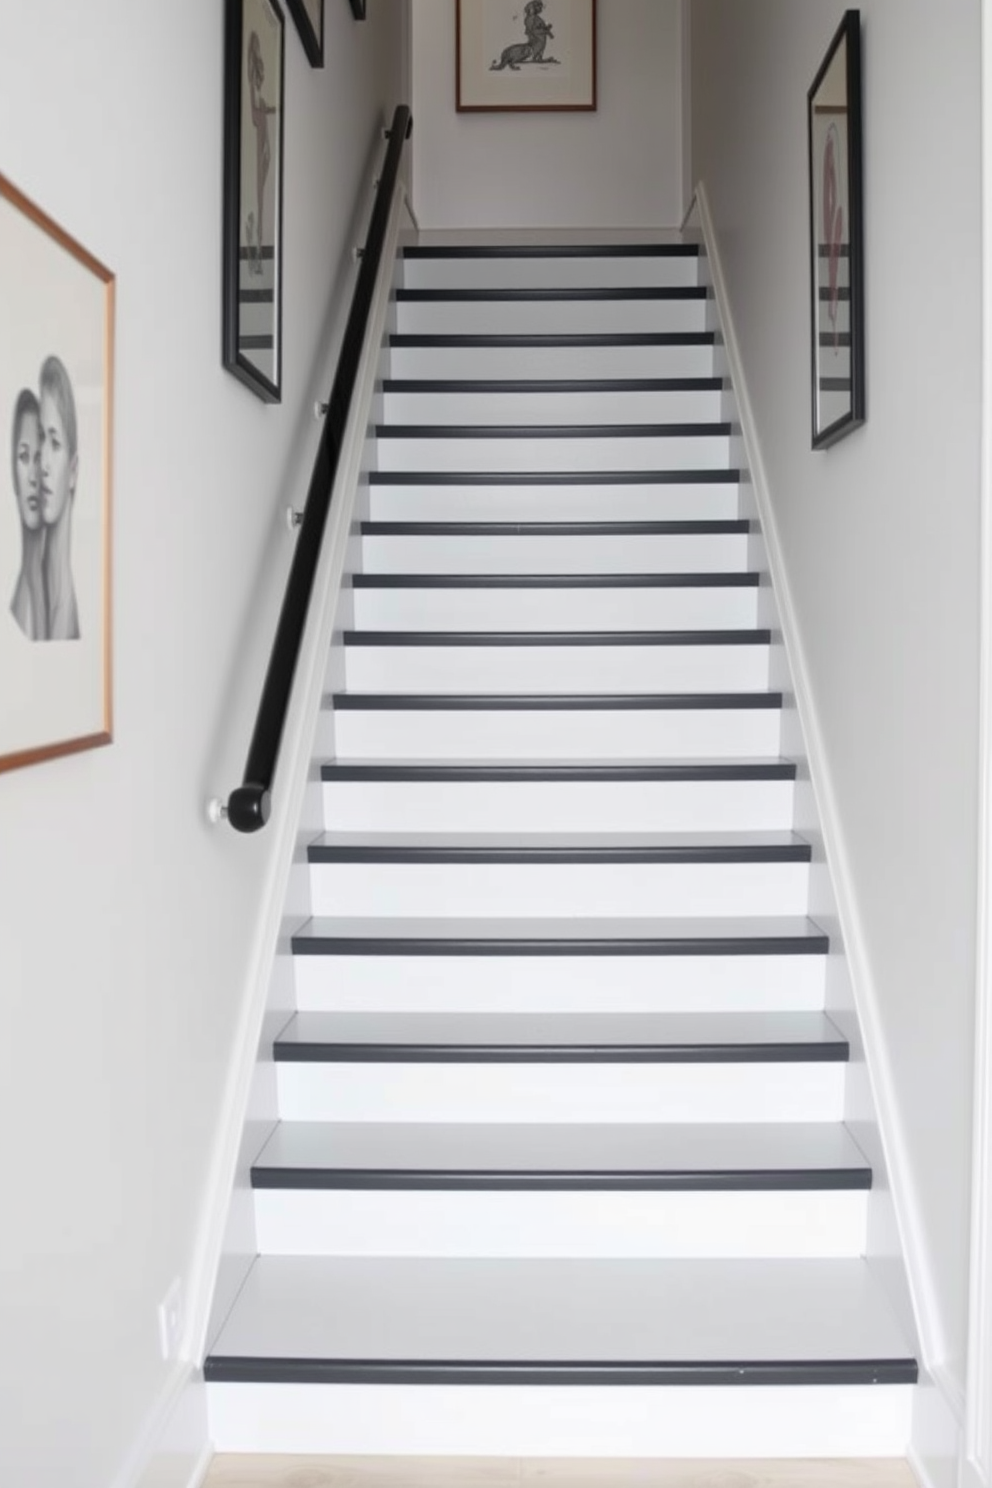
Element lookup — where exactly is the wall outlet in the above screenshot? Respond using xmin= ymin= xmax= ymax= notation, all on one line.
xmin=157 ymin=1277 xmax=184 ymax=1362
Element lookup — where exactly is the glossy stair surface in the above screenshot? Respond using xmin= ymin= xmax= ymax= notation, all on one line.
xmin=204 ymin=240 xmax=917 ymax=1457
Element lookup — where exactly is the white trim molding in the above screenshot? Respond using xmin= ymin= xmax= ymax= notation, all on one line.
xmin=687 ymin=180 xmax=950 ymax=1416
xmin=183 ymin=178 xmax=411 ymax=1373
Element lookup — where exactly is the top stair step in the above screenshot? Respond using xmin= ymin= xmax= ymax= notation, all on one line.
xmin=402 ymin=248 xmax=702 ymax=291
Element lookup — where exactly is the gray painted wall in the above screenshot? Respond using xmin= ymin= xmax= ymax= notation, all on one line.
xmin=690 ymin=0 xmax=982 ymax=1395
xmin=0 ymin=4 xmax=406 ymax=1486
xmin=411 ymin=0 xmax=683 ymax=230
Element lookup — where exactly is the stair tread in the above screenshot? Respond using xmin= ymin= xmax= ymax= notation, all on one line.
xmin=252 ymin=1118 xmax=869 ymax=1185
xmin=292 ymin=914 xmax=828 ymax=956
xmin=396 ymin=288 xmax=708 ymax=303
xmin=273 ymin=1009 xmax=842 ymax=1060
xmin=321 ymin=757 xmax=797 ymax=781
xmin=376 ymin=423 xmax=731 ymax=439
xmin=360 ymin=521 xmax=748 ymax=535
xmin=205 ymin=1256 xmax=915 ymax=1380
xmin=343 ymin=631 xmax=768 ymax=648
xmin=350 ymin=573 xmax=761 ymax=588
xmin=403 ymin=244 xmax=701 ymax=259
xmin=368 ymin=471 xmax=740 ymax=485
xmin=390 ymin=333 xmax=717 ymax=347
xmin=307 ymin=829 xmax=810 ymax=864
xmin=382 ymin=378 xmax=723 ymax=393
xmin=331 ymin=692 xmax=782 ymax=711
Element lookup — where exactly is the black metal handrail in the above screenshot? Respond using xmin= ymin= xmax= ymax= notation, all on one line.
xmin=223 ymin=105 xmax=412 ymax=834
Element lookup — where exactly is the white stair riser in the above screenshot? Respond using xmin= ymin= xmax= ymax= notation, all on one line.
xmin=395 ymin=301 xmax=708 ymax=337
xmin=374 ymin=435 xmax=731 ymax=474
xmin=368 ymin=483 xmax=741 ymax=524
xmin=253 ymin=1189 xmax=868 ymax=1260
xmin=402 ymin=256 xmax=702 ymax=291
xmin=381 ymin=390 xmax=725 ymax=426
xmin=342 ymin=644 xmax=770 ymax=695
xmin=293 ymin=954 xmax=826 ymax=1015
xmin=360 ymin=533 xmax=747 ymax=573
xmin=275 ymin=1062 xmax=844 ymax=1124
xmin=390 ymin=344 xmax=717 ymax=380
xmin=331 ymin=709 xmax=783 ymax=761
xmin=308 ymin=860 xmax=810 ymax=919
xmin=206 ymin=1381 xmax=914 ymax=1457
xmin=321 ymin=780 xmax=795 ymax=834
xmin=351 ymin=587 xmax=760 ymax=632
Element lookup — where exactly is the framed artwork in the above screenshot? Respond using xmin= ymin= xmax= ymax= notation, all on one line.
xmin=0 ymin=173 xmax=114 ymax=774
xmin=287 ymin=0 xmax=324 ymax=63
xmin=349 ymin=0 xmax=366 ymax=17
xmin=807 ymin=9 xmax=864 ymax=449
xmin=456 ymin=0 xmax=597 ymax=113
xmin=223 ymin=0 xmax=285 ymax=403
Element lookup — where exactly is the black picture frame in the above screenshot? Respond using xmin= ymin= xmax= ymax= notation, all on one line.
xmin=807 ymin=9 xmax=864 ymax=449
xmin=349 ymin=0 xmax=366 ymax=18
xmin=287 ymin=0 xmax=324 ymax=64
xmin=223 ymin=0 xmax=286 ymax=404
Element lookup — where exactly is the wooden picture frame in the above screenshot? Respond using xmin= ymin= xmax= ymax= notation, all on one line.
xmin=808 ymin=9 xmax=865 ymax=448
xmin=0 ymin=173 xmax=114 ymax=774
xmin=223 ymin=0 xmax=286 ymax=403
xmin=287 ymin=0 xmax=324 ymax=64
xmin=456 ymin=0 xmax=597 ymax=113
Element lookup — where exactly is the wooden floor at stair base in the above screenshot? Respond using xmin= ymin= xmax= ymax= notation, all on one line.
xmin=204 ymin=1458 xmax=919 ymax=1488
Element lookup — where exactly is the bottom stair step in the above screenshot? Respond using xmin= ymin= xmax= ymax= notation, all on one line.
xmin=205 ymin=1257 xmax=917 ymax=1456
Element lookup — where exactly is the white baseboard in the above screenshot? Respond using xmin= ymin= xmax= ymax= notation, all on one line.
xmin=110 ymin=1363 xmax=210 ymax=1488
xmin=688 ymin=179 xmax=951 ymax=1408
xmin=181 ymin=180 xmax=412 ymax=1371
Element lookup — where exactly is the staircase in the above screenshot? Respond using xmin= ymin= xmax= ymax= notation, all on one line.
xmin=204 ymin=239 xmax=918 ymax=1458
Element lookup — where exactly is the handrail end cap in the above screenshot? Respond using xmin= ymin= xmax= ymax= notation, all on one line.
xmin=228 ymin=784 xmax=272 ymax=834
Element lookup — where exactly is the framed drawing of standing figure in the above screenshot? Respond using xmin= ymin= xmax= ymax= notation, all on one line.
xmin=223 ymin=0 xmax=286 ymax=402
xmin=0 ymin=172 xmax=114 ymax=774
xmin=807 ymin=9 xmax=864 ymax=448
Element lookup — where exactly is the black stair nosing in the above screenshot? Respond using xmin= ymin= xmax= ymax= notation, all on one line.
xmin=320 ymin=759 xmax=797 ymax=783
xmin=329 ymin=691 xmax=783 ymax=712
xmin=396 ymin=287 xmax=709 ymax=303
xmin=202 ymin=1356 xmax=918 ymax=1388
xmin=382 ymin=377 xmax=724 ymax=394
xmin=249 ymin=1167 xmax=870 ymax=1193
xmin=306 ymin=836 xmax=811 ymax=867
xmin=389 ymin=333 xmax=717 ymax=350
xmin=341 ymin=629 xmax=772 ymax=649
xmin=349 ymin=573 xmax=760 ymax=591
xmin=360 ymin=519 xmax=749 ymax=537
xmin=374 ymin=422 xmax=732 ymax=440
xmin=290 ymin=925 xmax=829 ymax=959
xmin=273 ymin=1036 xmax=837 ymax=1065
xmin=367 ymin=470 xmax=741 ymax=487
xmin=402 ymin=243 xmax=702 ymax=260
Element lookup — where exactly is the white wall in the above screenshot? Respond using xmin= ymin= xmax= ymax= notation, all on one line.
xmin=690 ymin=0 xmax=981 ymax=1400
xmin=411 ymin=0 xmax=682 ymax=230
xmin=0 ymin=5 xmax=406 ymax=1486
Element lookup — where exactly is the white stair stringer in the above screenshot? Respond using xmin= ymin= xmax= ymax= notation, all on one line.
xmin=204 ymin=237 xmax=918 ymax=1458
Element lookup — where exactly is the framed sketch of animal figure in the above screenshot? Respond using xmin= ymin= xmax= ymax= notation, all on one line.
xmin=456 ymin=0 xmax=596 ymax=112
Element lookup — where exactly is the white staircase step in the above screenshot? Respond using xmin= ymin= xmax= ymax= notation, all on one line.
xmin=330 ymin=693 xmax=784 ymax=762
xmin=388 ymin=334 xmax=717 ymax=380
xmin=341 ymin=632 xmax=769 ymax=695
xmin=394 ymin=291 xmax=709 ymax=337
xmin=350 ymin=574 xmax=760 ymax=632
xmin=320 ymin=758 xmax=794 ymax=833
xmin=305 ymin=830 xmax=810 ymax=919
xmin=401 ymin=245 xmax=702 ymax=290
xmin=368 ymin=477 xmax=741 ymax=523
xmin=381 ymin=382 xmax=725 ymax=426
xmin=251 ymin=1118 xmax=869 ymax=1259
xmin=205 ymin=1256 xmax=915 ymax=1456
xmin=373 ymin=428 xmax=732 ymax=474
xmin=359 ymin=523 xmax=747 ymax=572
